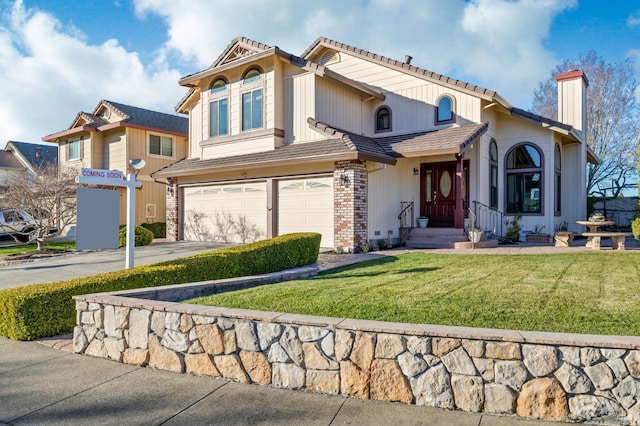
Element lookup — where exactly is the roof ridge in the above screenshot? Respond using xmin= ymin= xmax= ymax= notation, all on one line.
xmin=306 ymin=118 xmax=357 ymax=152
xmin=301 ymin=37 xmax=497 ymax=99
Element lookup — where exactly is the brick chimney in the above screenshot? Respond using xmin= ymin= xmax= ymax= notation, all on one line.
xmin=555 ymin=70 xmax=588 ymax=140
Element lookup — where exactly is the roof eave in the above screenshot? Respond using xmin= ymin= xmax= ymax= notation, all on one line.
xmin=42 ymin=126 xmax=96 ymax=142
xmin=179 ymin=48 xmax=285 ymax=87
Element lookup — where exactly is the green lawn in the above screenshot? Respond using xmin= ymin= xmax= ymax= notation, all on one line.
xmin=0 ymin=241 xmax=76 ymax=255
xmin=185 ymin=252 xmax=640 ymax=336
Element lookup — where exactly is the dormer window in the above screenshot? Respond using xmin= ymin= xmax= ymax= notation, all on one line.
xmin=375 ymin=106 xmax=392 ymax=133
xmin=241 ymin=67 xmax=264 ymax=131
xmin=435 ymin=95 xmax=455 ymax=124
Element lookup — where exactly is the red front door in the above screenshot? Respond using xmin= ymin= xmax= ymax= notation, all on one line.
xmin=421 ymin=162 xmax=468 ymax=227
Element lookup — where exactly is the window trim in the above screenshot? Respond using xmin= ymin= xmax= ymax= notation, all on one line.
xmin=209 ymin=98 xmax=229 ymax=138
xmin=554 ymin=144 xmax=561 ymax=216
xmin=68 ymin=138 xmax=81 ymax=161
xmin=241 ymin=87 xmax=264 ymax=131
xmin=489 ymin=138 xmax=498 ymax=209
xmin=504 ymin=142 xmax=544 ymax=215
xmin=375 ymin=105 xmax=392 ymax=133
xmin=148 ymin=133 xmax=175 ymax=159
xmin=435 ymin=95 xmax=456 ymax=124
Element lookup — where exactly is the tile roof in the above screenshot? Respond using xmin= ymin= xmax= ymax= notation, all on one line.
xmin=510 ymin=107 xmax=572 ymax=131
xmin=153 ymin=120 xmax=490 ymax=178
xmin=375 ymin=122 xmax=489 ymax=157
xmin=103 ymin=100 xmax=188 ymax=135
xmin=302 ymin=37 xmax=500 ymax=101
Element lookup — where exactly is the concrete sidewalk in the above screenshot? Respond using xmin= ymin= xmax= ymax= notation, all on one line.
xmin=0 ymin=338 xmax=554 ymax=426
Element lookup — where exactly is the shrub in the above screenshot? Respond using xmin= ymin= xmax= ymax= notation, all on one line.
xmin=141 ymin=222 xmax=166 ymax=239
xmin=118 ymin=226 xmax=154 ymax=248
xmin=0 ymin=233 xmax=320 ymax=340
xmin=632 ymin=217 xmax=640 ymax=240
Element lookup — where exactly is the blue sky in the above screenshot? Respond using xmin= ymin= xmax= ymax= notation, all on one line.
xmin=0 ymin=0 xmax=639 ymax=147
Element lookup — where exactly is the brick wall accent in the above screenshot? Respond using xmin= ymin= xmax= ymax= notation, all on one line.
xmin=334 ymin=160 xmax=367 ymax=251
xmin=166 ymin=178 xmax=179 ymax=241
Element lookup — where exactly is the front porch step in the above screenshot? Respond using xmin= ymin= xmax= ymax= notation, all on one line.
xmin=404 ymin=227 xmax=499 ymax=249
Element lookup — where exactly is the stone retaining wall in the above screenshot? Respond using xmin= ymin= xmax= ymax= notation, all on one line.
xmin=73 ymin=269 xmax=640 ymax=424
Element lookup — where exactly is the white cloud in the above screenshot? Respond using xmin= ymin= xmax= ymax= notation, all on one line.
xmin=134 ymin=0 xmax=575 ymax=107
xmin=627 ymin=11 xmax=640 ymax=26
xmin=0 ymin=0 xmax=184 ymax=145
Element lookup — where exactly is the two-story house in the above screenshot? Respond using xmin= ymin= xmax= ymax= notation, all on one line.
xmin=153 ymin=36 xmax=596 ymax=250
xmin=43 ymin=100 xmax=188 ymax=226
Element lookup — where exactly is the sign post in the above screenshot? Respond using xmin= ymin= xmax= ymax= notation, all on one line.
xmin=76 ymin=168 xmax=142 ymax=268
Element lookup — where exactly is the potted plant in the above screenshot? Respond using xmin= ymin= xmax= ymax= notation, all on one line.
xmin=467 ymin=228 xmax=483 ymax=243
xmin=503 ymin=213 xmax=522 ymax=243
xmin=417 ymin=216 xmax=429 ymax=228
xmin=526 ymin=225 xmax=551 ymax=243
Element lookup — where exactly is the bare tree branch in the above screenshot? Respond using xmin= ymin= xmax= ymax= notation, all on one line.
xmin=532 ymin=50 xmax=640 ymax=196
xmin=0 ymin=164 xmax=77 ymax=251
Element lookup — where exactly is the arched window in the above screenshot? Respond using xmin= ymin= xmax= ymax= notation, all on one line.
xmin=489 ymin=139 xmax=498 ymax=208
xmin=435 ymin=95 xmax=455 ymax=124
xmin=505 ymin=143 xmax=543 ymax=214
xmin=554 ymin=144 xmax=561 ymax=215
xmin=375 ymin=106 xmax=391 ymax=133
xmin=209 ymin=78 xmax=227 ymax=94
xmin=242 ymin=68 xmax=263 ymax=84
xmin=241 ymin=68 xmax=263 ymax=130
xmin=209 ymin=78 xmax=229 ymax=137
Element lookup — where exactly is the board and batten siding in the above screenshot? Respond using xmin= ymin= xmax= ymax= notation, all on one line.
xmin=321 ymin=51 xmax=483 ymax=131
xmin=315 ymin=76 xmax=366 ymax=135
xmin=287 ymin=72 xmax=319 ymax=144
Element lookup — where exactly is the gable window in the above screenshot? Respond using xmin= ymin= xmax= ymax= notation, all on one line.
xmin=375 ymin=106 xmax=391 ymax=133
xmin=505 ymin=143 xmax=543 ymax=214
xmin=149 ymin=134 xmax=173 ymax=157
xmin=489 ymin=138 xmax=498 ymax=208
xmin=242 ymin=68 xmax=264 ymax=131
xmin=435 ymin=95 xmax=455 ymax=124
xmin=68 ymin=138 xmax=81 ymax=161
xmin=209 ymin=78 xmax=229 ymax=138
xmin=554 ymin=144 xmax=561 ymax=215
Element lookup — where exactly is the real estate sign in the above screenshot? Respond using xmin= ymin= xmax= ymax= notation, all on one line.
xmin=76 ymin=168 xmax=125 ymax=186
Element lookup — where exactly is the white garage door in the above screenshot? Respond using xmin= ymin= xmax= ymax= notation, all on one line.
xmin=183 ymin=182 xmax=267 ymax=243
xmin=278 ymin=177 xmax=334 ymax=247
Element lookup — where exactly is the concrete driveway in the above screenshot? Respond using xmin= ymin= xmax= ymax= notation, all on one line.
xmin=0 ymin=241 xmax=230 ymax=290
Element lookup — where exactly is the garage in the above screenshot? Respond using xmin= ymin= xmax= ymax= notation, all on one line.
xmin=277 ymin=177 xmax=334 ymax=247
xmin=182 ymin=182 xmax=267 ymax=243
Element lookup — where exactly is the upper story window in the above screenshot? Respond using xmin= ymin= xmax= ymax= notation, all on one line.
xmin=209 ymin=78 xmax=229 ymax=138
xmin=505 ymin=143 xmax=543 ymax=214
xmin=241 ymin=67 xmax=264 ymax=131
xmin=149 ymin=134 xmax=173 ymax=158
xmin=435 ymin=95 xmax=455 ymax=124
xmin=489 ymin=138 xmax=498 ymax=208
xmin=375 ymin=106 xmax=392 ymax=133
xmin=210 ymin=78 xmax=227 ymax=94
xmin=68 ymin=138 xmax=81 ymax=161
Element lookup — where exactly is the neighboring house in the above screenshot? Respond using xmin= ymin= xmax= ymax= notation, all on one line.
xmin=43 ymin=100 xmax=188 ymax=226
xmin=152 ymin=36 xmax=596 ymax=249
xmin=0 ymin=141 xmax=58 ymax=195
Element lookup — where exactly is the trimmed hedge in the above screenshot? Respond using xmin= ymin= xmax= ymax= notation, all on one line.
xmin=118 ymin=226 xmax=154 ymax=248
xmin=632 ymin=217 xmax=640 ymax=240
xmin=141 ymin=222 xmax=166 ymax=238
xmin=0 ymin=232 xmax=321 ymax=340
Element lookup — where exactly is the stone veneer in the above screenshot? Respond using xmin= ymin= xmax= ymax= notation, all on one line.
xmin=73 ymin=270 xmax=640 ymax=424
xmin=334 ymin=160 xmax=367 ymax=251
